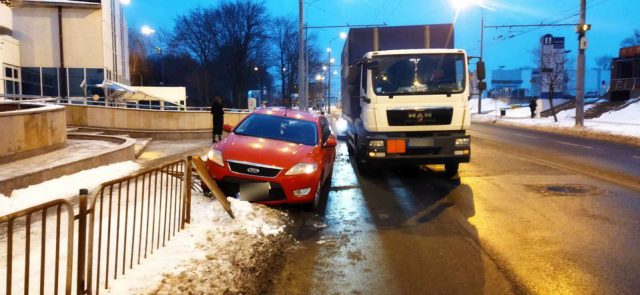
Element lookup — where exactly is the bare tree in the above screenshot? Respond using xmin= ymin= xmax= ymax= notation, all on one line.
xmin=128 ymin=29 xmax=153 ymax=86
xmin=271 ymin=17 xmax=298 ymax=107
xmin=621 ymin=29 xmax=640 ymax=47
xmin=212 ymin=0 xmax=270 ymax=108
xmin=166 ymin=7 xmax=218 ymax=105
xmin=595 ymin=55 xmax=613 ymax=72
xmin=532 ymin=47 xmax=571 ymax=122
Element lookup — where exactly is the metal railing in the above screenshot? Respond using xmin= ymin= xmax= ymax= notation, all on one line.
xmin=1 ymin=200 xmax=75 ymax=295
xmin=1 ymin=158 xmax=193 ymax=295
xmin=1 ymin=95 xmax=253 ymax=113
xmin=611 ymin=77 xmax=639 ymax=91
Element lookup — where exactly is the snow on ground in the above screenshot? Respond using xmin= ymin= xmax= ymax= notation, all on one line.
xmin=0 ymin=161 xmax=140 ymax=216
xmin=471 ymin=98 xmax=640 ymax=138
xmin=106 ymin=194 xmax=289 ymax=295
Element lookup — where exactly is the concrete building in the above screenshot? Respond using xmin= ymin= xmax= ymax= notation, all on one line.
xmin=1 ymin=0 xmax=129 ymax=99
xmin=490 ymin=68 xmax=528 ymax=99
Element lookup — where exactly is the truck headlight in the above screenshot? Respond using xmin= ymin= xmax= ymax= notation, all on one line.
xmin=336 ymin=118 xmax=348 ymax=133
xmin=207 ymin=148 xmax=224 ymax=166
xmin=455 ymin=138 xmax=470 ymax=146
xmin=369 ymin=140 xmax=385 ymax=147
xmin=285 ymin=162 xmax=318 ymax=176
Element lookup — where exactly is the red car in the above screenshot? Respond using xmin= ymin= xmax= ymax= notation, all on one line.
xmin=205 ymin=108 xmax=337 ymax=210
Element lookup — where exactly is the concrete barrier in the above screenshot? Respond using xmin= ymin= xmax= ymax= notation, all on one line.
xmin=0 ymin=103 xmax=67 ymax=163
xmin=64 ymin=105 xmax=250 ymax=139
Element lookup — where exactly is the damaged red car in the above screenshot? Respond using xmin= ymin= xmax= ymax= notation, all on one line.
xmin=205 ymin=108 xmax=336 ymax=210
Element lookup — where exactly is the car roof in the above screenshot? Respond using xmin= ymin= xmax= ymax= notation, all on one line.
xmin=252 ymin=107 xmax=320 ymax=123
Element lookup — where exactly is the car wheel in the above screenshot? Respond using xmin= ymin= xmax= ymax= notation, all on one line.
xmin=303 ymin=179 xmax=327 ymax=212
xmin=442 ymin=163 xmax=459 ymax=179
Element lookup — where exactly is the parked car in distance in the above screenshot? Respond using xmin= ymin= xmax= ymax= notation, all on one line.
xmin=205 ymin=107 xmax=337 ymax=210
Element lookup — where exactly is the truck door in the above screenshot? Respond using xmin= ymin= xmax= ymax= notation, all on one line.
xmin=360 ymin=63 xmax=377 ymax=131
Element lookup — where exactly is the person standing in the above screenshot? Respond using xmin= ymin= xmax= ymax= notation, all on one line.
xmin=211 ymin=96 xmax=224 ymax=142
xmin=529 ymin=99 xmax=537 ymax=118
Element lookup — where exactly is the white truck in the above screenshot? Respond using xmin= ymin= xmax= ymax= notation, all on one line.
xmin=341 ymin=24 xmax=485 ymax=177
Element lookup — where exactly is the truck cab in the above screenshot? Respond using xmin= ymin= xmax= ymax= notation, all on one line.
xmin=344 ymin=48 xmax=473 ymax=177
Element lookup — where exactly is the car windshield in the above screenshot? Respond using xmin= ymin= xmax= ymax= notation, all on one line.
xmin=234 ymin=114 xmax=318 ymax=146
xmin=373 ymin=53 xmax=466 ymax=96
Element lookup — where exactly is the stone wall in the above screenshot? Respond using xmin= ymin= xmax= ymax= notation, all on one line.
xmin=65 ymin=104 xmax=249 ymax=133
xmin=0 ymin=103 xmax=67 ymax=162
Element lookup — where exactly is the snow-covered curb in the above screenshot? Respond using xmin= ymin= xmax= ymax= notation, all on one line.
xmin=106 ymin=194 xmax=290 ymax=295
xmin=0 ymin=161 xmax=140 ymax=216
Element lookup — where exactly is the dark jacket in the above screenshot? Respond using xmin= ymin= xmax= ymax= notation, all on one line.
xmin=211 ymin=101 xmax=224 ymax=134
xmin=211 ymin=101 xmax=224 ymax=118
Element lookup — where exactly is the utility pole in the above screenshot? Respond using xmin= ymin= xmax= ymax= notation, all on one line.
xmin=575 ymin=0 xmax=587 ymax=127
xmin=478 ymin=8 xmax=484 ymax=114
xmin=298 ymin=0 xmax=307 ymax=110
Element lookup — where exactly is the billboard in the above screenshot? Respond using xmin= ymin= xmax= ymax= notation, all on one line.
xmin=540 ymin=34 xmax=566 ymax=98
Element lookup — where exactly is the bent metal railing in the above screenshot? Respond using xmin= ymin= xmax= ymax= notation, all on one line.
xmin=1 ymin=158 xmax=193 ymax=295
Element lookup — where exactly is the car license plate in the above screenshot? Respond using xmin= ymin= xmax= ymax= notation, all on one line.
xmin=238 ymin=182 xmax=271 ymax=202
xmin=408 ymin=138 xmax=434 ymax=147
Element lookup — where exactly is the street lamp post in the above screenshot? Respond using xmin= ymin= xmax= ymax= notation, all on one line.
xmin=254 ymin=66 xmax=261 ymax=106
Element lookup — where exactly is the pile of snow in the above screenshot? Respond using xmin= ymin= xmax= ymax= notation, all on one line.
xmin=0 ymin=161 xmax=140 ymax=216
xmin=107 ymin=194 xmax=289 ymax=295
xmin=471 ymin=98 xmax=640 ymax=138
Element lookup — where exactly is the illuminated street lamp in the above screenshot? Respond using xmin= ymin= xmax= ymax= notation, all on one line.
xmin=141 ymin=25 xmax=155 ymax=36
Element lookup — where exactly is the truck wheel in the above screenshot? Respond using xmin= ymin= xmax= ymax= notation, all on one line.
xmin=443 ymin=163 xmax=459 ymax=178
xmin=355 ymin=156 xmax=373 ymax=176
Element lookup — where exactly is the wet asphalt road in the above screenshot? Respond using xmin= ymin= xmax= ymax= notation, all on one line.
xmin=269 ymin=123 xmax=640 ymax=295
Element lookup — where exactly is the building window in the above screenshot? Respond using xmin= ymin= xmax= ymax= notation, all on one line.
xmin=68 ymin=68 xmax=85 ymax=97
xmin=21 ymin=68 xmax=42 ymax=96
xmin=86 ymin=68 xmax=105 ymax=98
xmin=4 ymin=65 xmax=21 ymax=95
xmin=42 ymin=68 xmax=59 ymax=97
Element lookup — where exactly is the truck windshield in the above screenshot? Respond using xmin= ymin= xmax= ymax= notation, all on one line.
xmin=372 ymin=53 xmax=466 ymax=96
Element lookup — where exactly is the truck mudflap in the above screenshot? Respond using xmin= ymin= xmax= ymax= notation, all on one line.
xmin=355 ymin=130 xmax=470 ymax=165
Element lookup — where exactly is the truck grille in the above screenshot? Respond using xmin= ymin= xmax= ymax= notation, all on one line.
xmin=387 ymin=107 xmax=453 ymax=126
xmin=227 ymin=160 xmax=282 ymax=178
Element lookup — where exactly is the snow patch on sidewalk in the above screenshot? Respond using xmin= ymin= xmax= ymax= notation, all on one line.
xmin=106 ymin=194 xmax=289 ymax=295
xmin=0 ymin=161 xmax=140 ymax=216
xmin=471 ymin=98 xmax=640 ymax=139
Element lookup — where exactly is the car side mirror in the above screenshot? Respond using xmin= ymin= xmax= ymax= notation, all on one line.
xmin=223 ymin=124 xmax=233 ymax=133
xmin=324 ymin=135 xmax=337 ymax=148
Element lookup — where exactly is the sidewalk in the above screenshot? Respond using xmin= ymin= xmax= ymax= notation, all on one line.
xmin=470 ymin=98 xmax=640 ymax=146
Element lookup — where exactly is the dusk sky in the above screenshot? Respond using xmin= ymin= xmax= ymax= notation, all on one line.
xmin=124 ymin=0 xmax=640 ymax=92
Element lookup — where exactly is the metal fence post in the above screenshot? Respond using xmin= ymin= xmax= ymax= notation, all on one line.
xmin=183 ymin=156 xmax=193 ymax=228
xmin=77 ymin=188 xmax=88 ymax=295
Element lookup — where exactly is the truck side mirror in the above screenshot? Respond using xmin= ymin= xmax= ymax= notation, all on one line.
xmin=476 ymin=61 xmax=486 ymax=80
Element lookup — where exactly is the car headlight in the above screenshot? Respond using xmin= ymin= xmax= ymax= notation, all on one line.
xmin=285 ymin=162 xmax=318 ymax=176
xmin=207 ymin=148 xmax=224 ymax=166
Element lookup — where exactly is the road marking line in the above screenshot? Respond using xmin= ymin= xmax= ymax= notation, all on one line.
xmin=634 ymin=155 xmax=640 ymax=160
xmin=555 ymin=141 xmax=593 ymax=149
xmin=513 ymin=133 xmax=539 ymax=139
